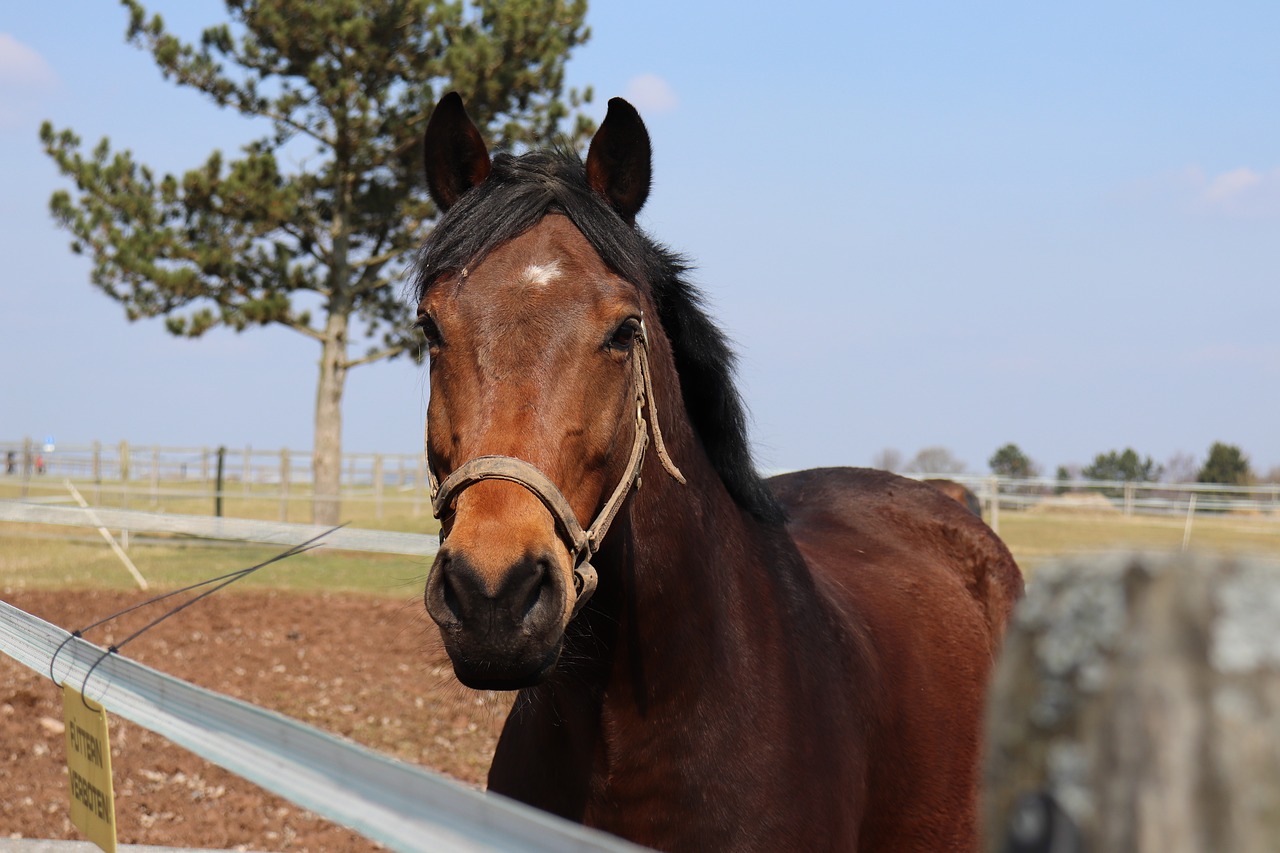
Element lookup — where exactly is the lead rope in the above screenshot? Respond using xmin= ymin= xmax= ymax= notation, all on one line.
xmin=636 ymin=327 xmax=685 ymax=485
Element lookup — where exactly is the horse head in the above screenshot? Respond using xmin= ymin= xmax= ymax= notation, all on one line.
xmin=415 ymin=94 xmax=681 ymax=689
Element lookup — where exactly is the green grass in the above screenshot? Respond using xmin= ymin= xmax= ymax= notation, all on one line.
xmin=0 ymin=527 xmax=435 ymax=597
xmin=0 ymin=478 xmax=437 ymax=530
xmin=1 ymin=477 xmax=441 ymax=596
xmin=4 ymin=476 xmax=1279 ymax=594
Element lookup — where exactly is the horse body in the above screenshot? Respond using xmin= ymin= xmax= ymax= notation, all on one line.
xmin=488 ymin=464 xmax=1019 ymax=851
xmin=414 ymin=93 xmax=1023 ymax=851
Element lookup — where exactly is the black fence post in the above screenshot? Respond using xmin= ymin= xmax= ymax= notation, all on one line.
xmin=215 ymin=446 xmax=226 ymax=518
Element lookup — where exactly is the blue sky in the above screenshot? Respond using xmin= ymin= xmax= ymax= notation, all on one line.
xmin=2 ymin=2 xmax=1278 ymax=477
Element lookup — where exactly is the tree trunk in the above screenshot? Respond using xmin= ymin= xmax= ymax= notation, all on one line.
xmin=312 ymin=311 xmax=348 ymax=526
xmin=984 ymin=553 xmax=1280 ymax=853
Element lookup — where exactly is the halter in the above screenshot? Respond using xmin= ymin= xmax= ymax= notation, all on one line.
xmin=425 ymin=321 xmax=685 ymax=618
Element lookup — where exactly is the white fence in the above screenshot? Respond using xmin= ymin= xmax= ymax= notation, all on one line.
xmin=0 ymin=501 xmax=643 ymax=852
xmin=0 ymin=439 xmax=424 ymax=490
xmin=0 ymin=600 xmax=643 ymax=852
xmin=1 ymin=439 xmax=432 ymax=522
xmin=899 ymin=473 xmax=1280 ymax=538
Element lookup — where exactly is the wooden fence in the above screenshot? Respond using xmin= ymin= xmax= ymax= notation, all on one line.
xmin=1 ymin=439 xmax=430 ymax=522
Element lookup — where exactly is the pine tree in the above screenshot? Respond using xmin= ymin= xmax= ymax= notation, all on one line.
xmin=988 ymin=443 xmax=1037 ymax=479
xmin=41 ymin=0 xmax=593 ymax=524
xmin=1197 ymin=442 xmax=1252 ymax=486
xmin=1082 ymin=448 xmax=1162 ymax=498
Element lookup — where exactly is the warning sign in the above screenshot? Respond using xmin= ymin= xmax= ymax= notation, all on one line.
xmin=62 ymin=683 xmax=118 ymax=853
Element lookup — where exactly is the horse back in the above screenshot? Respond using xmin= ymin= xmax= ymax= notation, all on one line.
xmin=771 ymin=466 xmax=1021 ymax=646
xmin=768 ymin=466 xmax=1024 ymax=852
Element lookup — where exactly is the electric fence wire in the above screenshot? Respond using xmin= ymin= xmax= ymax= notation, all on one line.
xmin=48 ymin=523 xmax=347 ymax=706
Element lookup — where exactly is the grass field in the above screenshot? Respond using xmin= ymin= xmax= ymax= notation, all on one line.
xmin=997 ymin=510 xmax=1280 ymax=573
xmin=3 ymin=477 xmax=1279 ymax=593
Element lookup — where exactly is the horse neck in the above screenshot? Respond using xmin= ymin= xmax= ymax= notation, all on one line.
xmin=582 ymin=430 xmax=826 ymax=716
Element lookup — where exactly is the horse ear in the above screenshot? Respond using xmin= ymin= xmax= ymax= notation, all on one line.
xmin=585 ymin=98 xmax=652 ymax=223
xmin=423 ymin=92 xmax=492 ymax=212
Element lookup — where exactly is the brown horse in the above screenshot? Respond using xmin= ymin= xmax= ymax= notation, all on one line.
xmin=415 ymin=93 xmax=1024 ymax=851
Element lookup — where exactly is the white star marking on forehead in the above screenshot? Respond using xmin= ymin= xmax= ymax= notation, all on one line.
xmin=521 ymin=261 xmax=562 ymax=288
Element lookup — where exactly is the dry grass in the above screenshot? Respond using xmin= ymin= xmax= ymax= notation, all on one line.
xmin=4 ymin=475 xmax=1279 ymax=591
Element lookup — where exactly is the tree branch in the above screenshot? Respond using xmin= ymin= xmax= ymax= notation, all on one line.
xmin=278 ymin=316 xmax=326 ymax=342
xmin=344 ymin=344 xmax=405 ymax=370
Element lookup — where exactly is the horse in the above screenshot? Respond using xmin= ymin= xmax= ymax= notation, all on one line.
xmin=924 ymin=478 xmax=984 ymax=518
xmin=414 ymin=92 xmax=1024 ymax=852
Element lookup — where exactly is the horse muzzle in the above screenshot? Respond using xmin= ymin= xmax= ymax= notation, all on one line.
xmin=424 ymin=539 xmax=571 ymax=690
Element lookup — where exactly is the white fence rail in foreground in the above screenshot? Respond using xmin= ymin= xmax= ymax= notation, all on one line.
xmin=0 ymin=501 xmax=439 ymax=557
xmin=0 ymin=600 xmax=645 ymax=852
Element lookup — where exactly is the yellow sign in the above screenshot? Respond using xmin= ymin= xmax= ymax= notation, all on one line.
xmin=61 ymin=683 xmax=118 ymax=853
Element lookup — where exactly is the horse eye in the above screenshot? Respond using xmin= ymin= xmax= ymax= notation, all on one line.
xmin=416 ymin=314 xmax=443 ymax=349
xmin=608 ymin=319 xmax=640 ymax=352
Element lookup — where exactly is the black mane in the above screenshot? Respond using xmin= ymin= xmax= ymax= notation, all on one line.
xmin=413 ymin=149 xmax=784 ymax=523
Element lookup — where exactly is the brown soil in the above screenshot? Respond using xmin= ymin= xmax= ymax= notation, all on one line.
xmin=0 ymin=588 xmax=514 ymax=851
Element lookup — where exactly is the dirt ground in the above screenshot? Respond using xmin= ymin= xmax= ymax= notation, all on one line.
xmin=0 ymin=588 xmax=515 ymax=851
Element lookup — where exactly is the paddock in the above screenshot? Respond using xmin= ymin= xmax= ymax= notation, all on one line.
xmin=3 ymin=495 xmax=1279 ymax=850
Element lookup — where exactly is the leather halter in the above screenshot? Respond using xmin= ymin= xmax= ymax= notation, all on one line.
xmin=425 ymin=322 xmax=685 ymax=618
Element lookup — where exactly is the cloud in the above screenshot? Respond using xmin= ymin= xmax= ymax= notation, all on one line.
xmin=1203 ymin=167 xmax=1263 ymax=203
xmin=624 ymin=74 xmax=678 ymax=114
xmin=0 ymin=33 xmax=55 ymax=87
xmin=1197 ymin=166 xmax=1280 ymax=217
xmin=1124 ymin=164 xmax=1280 ymax=219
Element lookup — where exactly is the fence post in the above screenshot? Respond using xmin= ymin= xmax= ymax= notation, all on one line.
xmin=279 ymin=448 xmax=290 ymax=523
xmin=243 ymin=444 xmax=252 ymax=496
xmin=92 ymin=440 xmax=102 ymax=504
xmin=1181 ymin=493 xmax=1197 ymax=551
xmin=984 ymin=553 xmax=1280 ymax=852
xmin=988 ymin=476 xmax=1000 ymax=535
xmin=20 ymin=437 xmax=32 ymax=498
xmin=150 ymin=445 xmax=160 ymax=506
xmin=119 ymin=440 xmax=131 ymax=510
xmin=201 ymin=446 xmax=210 ymax=484
xmin=373 ymin=454 xmax=384 ymax=520
xmin=215 ymin=446 xmax=226 ymax=518
xmin=1123 ymin=482 xmax=1134 ymax=516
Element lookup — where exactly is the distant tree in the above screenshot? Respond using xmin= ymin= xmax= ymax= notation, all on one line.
xmin=903 ymin=446 xmax=966 ymax=476
xmin=1163 ymin=451 xmax=1199 ymax=484
xmin=1054 ymin=464 xmax=1077 ymax=495
xmin=871 ymin=448 xmax=902 ymax=473
xmin=1264 ymin=465 xmax=1280 ymax=485
xmin=1082 ymin=448 xmax=1162 ymax=484
xmin=989 ymin=443 xmax=1038 ymax=479
xmin=1197 ymin=443 xmax=1252 ymax=486
xmin=41 ymin=0 xmax=594 ymax=524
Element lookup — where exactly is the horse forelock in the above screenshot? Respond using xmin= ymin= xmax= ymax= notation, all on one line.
xmin=413 ymin=149 xmax=784 ymax=524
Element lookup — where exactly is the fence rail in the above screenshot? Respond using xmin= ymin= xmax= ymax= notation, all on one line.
xmin=5 ymin=438 xmax=1277 ymax=529
xmin=1 ymin=438 xmax=432 ymax=523
xmin=0 ymin=502 xmax=439 ymax=557
xmin=0 ymin=439 xmax=426 ymax=489
xmin=900 ymin=472 xmax=1280 ymax=538
xmin=0 ymin=599 xmax=644 ymax=852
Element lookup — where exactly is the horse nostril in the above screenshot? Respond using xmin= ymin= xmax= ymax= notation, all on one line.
xmin=441 ymin=571 xmax=463 ymax=621
xmin=520 ymin=557 xmax=554 ymax=621
xmin=425 ymin=551 xmax=467 ymax=627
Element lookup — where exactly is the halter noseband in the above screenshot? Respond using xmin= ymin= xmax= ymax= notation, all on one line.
xmin=425 ymin=322 xmax=685 ymax=618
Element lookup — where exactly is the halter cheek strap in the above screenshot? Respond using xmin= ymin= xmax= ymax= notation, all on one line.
xmin=425 ymin=326 xmax=684 ymax=618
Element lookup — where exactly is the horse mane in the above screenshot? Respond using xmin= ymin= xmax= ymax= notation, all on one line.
xmin=413 ymin=148 xmax=784 ymax=524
